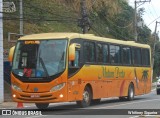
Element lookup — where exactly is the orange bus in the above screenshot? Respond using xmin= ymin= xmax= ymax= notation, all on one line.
xmin=8 ymin=33 xmax=152 ymax=109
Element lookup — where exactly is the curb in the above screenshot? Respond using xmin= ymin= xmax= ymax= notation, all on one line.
xmin=152 ymin=82 xmax=156 ymax=87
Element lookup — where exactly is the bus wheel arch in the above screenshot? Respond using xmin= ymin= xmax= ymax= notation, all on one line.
xmin=127 ymin=82 xmax=135 ymax=101
xmin=76 ymin=84 xmax=93 ymax=108
xmin=86 ymin=83 xmax=93 ymax=98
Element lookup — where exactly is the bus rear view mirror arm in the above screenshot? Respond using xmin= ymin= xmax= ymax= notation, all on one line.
xmin=8 ymin=46 xmax=15 ymax=62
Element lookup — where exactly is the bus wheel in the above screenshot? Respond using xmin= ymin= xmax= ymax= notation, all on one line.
xmin=76 ymin=86 xmax=92 ymax=108
xmin=91 ymin=99 xmax=101 ymax=105
xmin=127 ymin=84 xmax=134 ymax=101
xmin=35 ymin=103 xmax=49 ymax=109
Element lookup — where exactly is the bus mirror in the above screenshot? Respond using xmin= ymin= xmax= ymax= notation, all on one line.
xmin=69 ymin=43 xmax=81 ymax=61
xmin=8 ymin=46 xmax=15 ymax=62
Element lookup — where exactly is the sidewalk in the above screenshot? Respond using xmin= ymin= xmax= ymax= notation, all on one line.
xmin=0 ymin=102 xmax=35 ymax=109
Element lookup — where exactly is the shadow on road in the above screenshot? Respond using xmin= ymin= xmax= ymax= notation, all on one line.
xmin=30 ymin=96 xmax=157 ymax=115
xmin=44 ymin=96 xmax=149 ymax=110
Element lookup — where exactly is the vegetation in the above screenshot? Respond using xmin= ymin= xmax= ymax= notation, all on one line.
xmin=3 ymin=0 xmax=159 ymax=79
xmin=3 ymin=0 xmax=151 ymax=41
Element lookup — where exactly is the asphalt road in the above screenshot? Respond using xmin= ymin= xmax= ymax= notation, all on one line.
xmin=1 ymin=89 xmax=160 ymax=118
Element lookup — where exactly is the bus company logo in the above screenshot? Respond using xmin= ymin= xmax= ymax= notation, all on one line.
xmin=2 ymin=110 xmax=12 ymax=115
xmin=34 ymin=87 xmax=38 ymax=92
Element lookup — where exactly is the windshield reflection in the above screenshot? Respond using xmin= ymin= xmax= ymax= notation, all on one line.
xmin=12 ymin=39 xmax=67 ymax=78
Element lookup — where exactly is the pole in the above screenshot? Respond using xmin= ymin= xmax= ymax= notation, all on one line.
xmin=20 ymin=0 xmax=23 ymax=35
xmin=134 ymin=0 xmax=151 ymax=41
xmin=0 ymin=0 xmax=4 ymax=103
xmin=152 ymin=21 xmax=160 ymax=68
xmin=81 ymin=0 xmax=87 ymax=34
xmin=134 ymin=0 xmax=137 ymax=41
xmin=79 ymin=0 xmax=91 ymax=34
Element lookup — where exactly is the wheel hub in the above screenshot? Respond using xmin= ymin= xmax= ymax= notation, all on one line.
xmin=130 ymin=88 xmax=134 ymax=98
xmin=83 ymin=91 xmax=89 ymax=103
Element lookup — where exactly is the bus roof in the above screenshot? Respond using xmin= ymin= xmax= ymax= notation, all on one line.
xmin=19 ymin=33 xmax=80 ymax=40
xmin=19 ymin=33 xmax=150 ymax=48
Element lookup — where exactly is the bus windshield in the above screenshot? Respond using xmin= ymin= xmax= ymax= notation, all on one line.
xmin=12 ymin=39 xmax=67 ymax=78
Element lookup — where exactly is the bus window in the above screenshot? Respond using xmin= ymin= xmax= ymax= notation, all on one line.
xmin=97 ymin=43 xmax=103 ymax=63
xmin=73 ymin=50 xmax=80 ymax=67
xmin=21 ymin=52 xmax=27 ymax=67
xmin=68 ymin=49 xmax=80 ymax=76
xmin=19 ymin=44 xmax=38 ymax=69
xmin=142 ymin=49 xmax=150 ymax=66
xmin=103 ymin=44 xmax=109 ymax=63
xmin=84 ymin=42 xmax=95 ymax=63
xmin=122 ymin=47 xmax=131 ymax=65
xmin=132 ymin=48 xmax=142 ymax=65
xmin=109 ymin=45 xmax=121 ymax=64
xmin=12 ymin=39 xmax=67 ymax=78
xmin=69 ymin=49 xmax=80 ymax=67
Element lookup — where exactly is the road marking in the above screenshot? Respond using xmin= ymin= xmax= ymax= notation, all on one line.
xmin=90 ymin=98 xmax=160 ymax=109
xmin=129 ymin=115 xmax=160 ymax=118
xmin=25 ymin=105 xmax=36 ymax=108
xmin=0 ymin=108 xmax=6 ymax=109
xmin=25 ymin=115 xmax=48 ymax=118
xmin=129 ymin=116 xmax=139 ymax=118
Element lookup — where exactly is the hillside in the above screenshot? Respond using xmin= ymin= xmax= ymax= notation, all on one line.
xmin=4 ymin=0 xmax=160 ymax=78
xmin=3 ymin=0 xmax=152 ymax=48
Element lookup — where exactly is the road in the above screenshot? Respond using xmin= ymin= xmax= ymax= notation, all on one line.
xmin=1 ymin=89 xmax=160 ymax=118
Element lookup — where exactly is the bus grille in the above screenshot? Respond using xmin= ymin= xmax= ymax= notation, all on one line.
xmin=18 ymin=94 xmax=57 ymax=101
xmin=20 ymin=94 xmax=52 ymax=98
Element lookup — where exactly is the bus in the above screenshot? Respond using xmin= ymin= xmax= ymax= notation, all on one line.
xmin=8 ymin=33 xmax=152 ymax=109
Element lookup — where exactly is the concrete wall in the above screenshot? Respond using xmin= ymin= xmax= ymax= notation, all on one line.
xmin=0 ymin=0 xmax=4 ymax=103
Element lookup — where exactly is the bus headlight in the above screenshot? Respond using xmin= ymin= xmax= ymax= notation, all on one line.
xmin=50 ymin=83 xmax=65 ymax=92
xmin=12 ymin=84 xmax=22 ymax=92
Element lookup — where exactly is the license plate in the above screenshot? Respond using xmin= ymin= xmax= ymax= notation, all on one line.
xmin=31 ymin=94 xmax=40 ymax=98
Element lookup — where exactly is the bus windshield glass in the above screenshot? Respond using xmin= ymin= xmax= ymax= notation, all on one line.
xmin=12 ymin=39 xmax=67 ymax=78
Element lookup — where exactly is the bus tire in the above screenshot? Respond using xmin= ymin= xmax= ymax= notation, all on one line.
xmin=76 ymin=86 xmax=92 ymax=108
xmin=91 ymin=99 xmax=101 ymax=105
xmin=127 ymin=83 xmax=134 ymax=101
xmin=35 ymin=103 xmax=49 ymax=109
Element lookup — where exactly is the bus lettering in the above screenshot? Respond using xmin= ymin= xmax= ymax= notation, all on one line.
xmin=25 ymin=41 xmax=40 ymax=44
xmin=102 ymin=67 xmax=114 ymax=78
xmin=118 ymin=70 xmax=125 ymax=78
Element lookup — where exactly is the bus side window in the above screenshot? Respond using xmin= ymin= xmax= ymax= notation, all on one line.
xmin=74 ymin=50 xmax=79 ymax=67
xmin=69 ymin=50 xmax=80 ymax=67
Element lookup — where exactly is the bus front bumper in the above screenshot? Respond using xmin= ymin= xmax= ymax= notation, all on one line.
xmin=12 ymin=89 xmax=67 ymax=103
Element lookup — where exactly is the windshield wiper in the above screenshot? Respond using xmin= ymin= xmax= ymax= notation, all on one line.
xmin=39 ymin=57 xmax=50 ymax=79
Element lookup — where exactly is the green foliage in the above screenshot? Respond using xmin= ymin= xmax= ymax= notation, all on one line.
xmin=4 ymin=0 xmax=160 ymax=78
xmin=137 ymin=25 xmax=151 ymax=44
xmin=88 ymin=1 xmax=135 ymax=40
xmin=154 ymin=42 xmax=160 ymax=76
xmin=4 ymin=0 xmax=152 ymax=41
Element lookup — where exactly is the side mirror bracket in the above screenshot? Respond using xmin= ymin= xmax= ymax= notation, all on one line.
xmin=8 ymin=46 xmax=15 ymax=62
